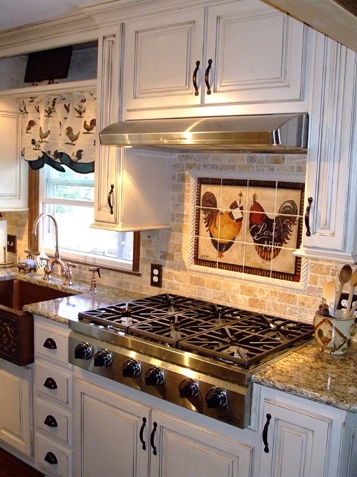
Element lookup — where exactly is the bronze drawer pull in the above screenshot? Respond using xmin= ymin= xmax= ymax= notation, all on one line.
xmin=44 ymin=377 xmax=57 ymax=390
xmin=44 ymin=415 xmax=58 ymax=428
xmin=43 ymin=338 xmax=57 ymax=350
xmin=44 ymin=452 xmax=58 ymax=465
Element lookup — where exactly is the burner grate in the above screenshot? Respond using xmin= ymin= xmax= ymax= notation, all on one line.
xmin=77 ymin=294 xmax=314 ymax=368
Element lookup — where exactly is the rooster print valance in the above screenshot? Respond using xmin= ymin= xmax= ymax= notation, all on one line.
xmin=194 ymin=178 xmax=304 ymax=282
xmin=19 ymin=92 xmax=96 ymax=173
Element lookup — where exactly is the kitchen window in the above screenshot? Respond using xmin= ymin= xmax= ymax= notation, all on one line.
xmin=37 ymin=166 xmax=139 ymax=272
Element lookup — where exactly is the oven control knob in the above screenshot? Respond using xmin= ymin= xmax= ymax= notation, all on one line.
xmin=206 ymin=387 xmax=228 ymax=409
xmin=93 ymin=349 xmax=112 ymax=367
xmin=145 ymin=367 xmax=165 ymax=386
xmin=123 ymin=359 xmax=141 ymax=378
xmin=179 ymin=378 xmax=199 ymax=399
xmin=74 ymin=342 xmax=93 ymax=360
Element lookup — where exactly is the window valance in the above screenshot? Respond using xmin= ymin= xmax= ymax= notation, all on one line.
xmin=19 ymin=92 xmax=96 ymax=173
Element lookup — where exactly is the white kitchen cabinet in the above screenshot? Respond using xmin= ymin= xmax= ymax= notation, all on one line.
xmin=0 ymin=358 xmax=33 ymax=456
xmin=34 ymin=316 xmax=74 ymax=477
xmin=94 ymin=27 xmax=172 ymax=231
xmin=0 ymin=101 xmax=28 ymax=211
xmin=296 ymin=33 xmax=357 ymax=263
xmin=258 ymin=385 xmax=357 ymax=477
xmin=123 ymin=0 xmax=307 ymax=120
xmin=74 ymin=370 xmax=256 ymax=477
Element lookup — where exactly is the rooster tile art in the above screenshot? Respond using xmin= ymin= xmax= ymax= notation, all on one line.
xmin=195 ymin=179 xmax=304 ymax=281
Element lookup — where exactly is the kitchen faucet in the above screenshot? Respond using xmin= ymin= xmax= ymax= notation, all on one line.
xmin=32 ymin=212 xmax=74 ymax=281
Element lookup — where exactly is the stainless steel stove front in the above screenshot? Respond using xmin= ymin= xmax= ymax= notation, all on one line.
xmin=68 ymin=328 xmax=252 ymax=429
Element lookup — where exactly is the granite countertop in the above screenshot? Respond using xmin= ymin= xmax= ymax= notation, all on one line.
xmin=1 ymin=268 xmax=356 ymax=414
xmin=251 ymin=340 xmax=357 ymax=413
xmin=0 ymin=267 xmax=145 ymax=323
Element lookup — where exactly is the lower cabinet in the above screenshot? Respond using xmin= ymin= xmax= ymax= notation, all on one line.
xmin=33 ymin=316 xmax=74 ymax=477
xmin=0 ymin=358 xmax=33 ymax=456
xmin=74 ymin=371 xmax=255 ymax=477
xmin=258 ymin=386 xmax=357 ymax=477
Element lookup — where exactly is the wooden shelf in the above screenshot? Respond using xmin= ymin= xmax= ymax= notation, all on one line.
xmin=0 ymin=78 xmax=97 ymax=99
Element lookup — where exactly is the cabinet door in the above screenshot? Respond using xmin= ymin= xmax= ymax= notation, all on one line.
xmin=0 ymin=359 xmax=32 ymax=456
xmin=123 ymin=8 xmax=204 ymax=116
xmin=93 ymin=147 xmax=172 ymax=231
xmin=0 ymin=106 xmax=28 ymax=211
xmin=150 ymin=410 xmax=254 ymax=477
xmin=259 ymin=398 xmax=331 ymax=477
xmin=75 ymin=378 xmax=150 ymax=477
xmin=297 ymin=34 xmax=357 ymax=262
xmin=205 ymin=0 xmax=306 ymax=107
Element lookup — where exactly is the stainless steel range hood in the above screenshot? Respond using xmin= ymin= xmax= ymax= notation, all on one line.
xmin=99 ymin=113 xmax=309 ymax=153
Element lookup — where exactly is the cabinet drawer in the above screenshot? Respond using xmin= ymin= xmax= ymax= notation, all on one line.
xmin=35 ymin=433 xmax=73 ymax=477
xmin=35 ymin=322 xmax=69 ymax=365
xmin=35 ymin=362 xmax=73 ymax=407
xmin=36 ymin=397 xmax=73 ymax=445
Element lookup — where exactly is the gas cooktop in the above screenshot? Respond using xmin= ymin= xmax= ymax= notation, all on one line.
xmin=77 ymin=293 xmax=314 ymax=369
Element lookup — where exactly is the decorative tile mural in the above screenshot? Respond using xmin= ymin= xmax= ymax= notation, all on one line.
xmin=194 ymin=178 xmax=304 ymax=282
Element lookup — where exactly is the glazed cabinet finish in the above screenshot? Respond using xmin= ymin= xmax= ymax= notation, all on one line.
xmin=34 ymin=317 xmax=74 ymax=477
xmin=0 ymin=102 xmax=28 ymax=211
xmin=93 ymin=28 xmax=172 ymax=231
xmin=258 ymin=386 xmax=357 ymax=477
xmin=0 ymin=358 xmax=32 ymax=456
xmin=74 ymin=371 xmax=255 ymax=477
xmin=298 ymin=33 xmax=357 ymax=262
xmin=123 ymin=0 xmax=307 ymax=119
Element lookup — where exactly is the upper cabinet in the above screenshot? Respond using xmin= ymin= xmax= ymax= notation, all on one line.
xmin=296 ymin=33 xmax=357 ymax=263
xmin=0 ymin=100 xmax=28 ymax=211
xmin=92 ymin=27 xmax=172 ymax=231
xmin=123 ymin=0 xmax=308 ymax=120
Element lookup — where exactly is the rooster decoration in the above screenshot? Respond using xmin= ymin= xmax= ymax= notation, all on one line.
xmin=249 ymin=193 xmax=298 ymax=261
xmin=201 ymin=191 xmax=244 ymax=258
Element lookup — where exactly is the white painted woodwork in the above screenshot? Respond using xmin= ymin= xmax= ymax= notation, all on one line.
xmin=74 ymin=371 xmax=255 ymax=477
xmin=34 ymin=317 xmax=74 ymax=477
xmin=93 ymin=146 xmax=172 ymax=231
xmin=258 ymin=385 xmax=357 ymax=477
xmin=36 ymin=433 xmax=73 ymax=477
xmin=75 ymin=378 xmax=150 ymax=477
xmin=123 ymin=0 xmax=307 ymax=119
xmin=150 ymin=410 xmax=253 ymax=477
xmin=0 ymin=101 xmax=28 ymax=211
xmin=0 ymin=359 xmax=32 ymax=456
xmin=94 ymin=28 xmax=172 ymax=231
xmin=296 ymin=32 xmax=357 ymax=262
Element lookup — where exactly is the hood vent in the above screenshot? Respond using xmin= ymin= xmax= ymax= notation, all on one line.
xmin=99 ymin=113 xmax=309 ymax=153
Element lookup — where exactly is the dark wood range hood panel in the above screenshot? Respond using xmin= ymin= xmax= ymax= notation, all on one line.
xmin=264 ymin=0 xmax=357 ymax=52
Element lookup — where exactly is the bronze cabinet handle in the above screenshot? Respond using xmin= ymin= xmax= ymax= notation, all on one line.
xmin=305 ymin=197 xmax=313 ymax=237
xmin=150 ymin=421 xmax=158 ymax=456
xmin=262 ymin=413 xmax=272 ymax=453
xmin=205 ymin=59 xmax=212 ymax=95
xmin=193 ymin=60 xmax=200 ymax=96
xmin=139 ymin=417 xmax=147 ymax=451
xmin=107 ymin=184 xmax=114 ymax=215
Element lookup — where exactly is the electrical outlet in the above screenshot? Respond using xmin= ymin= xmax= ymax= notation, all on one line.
xmin=150 ymin=263 xmax=163 ymax=288
xmin=7 ymin=234 xmax=17 ymax=253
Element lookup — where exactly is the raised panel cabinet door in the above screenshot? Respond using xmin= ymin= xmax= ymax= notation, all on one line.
xmin=123 ymin=8 xmax=205 ymax=114
xmin=259 ymin=399 xmax=331 ymax=477
xmin=205 ymin=0 xmax=306 ymax=107
xmin=0 ymin=108 xmax=28 ymax=210
xmin=150 ymin=410 xmax=254 ymax=477
xmin=0 ymin=359 xmax=32 ymax=456
xmin=75 ymin=379 xmax=150 ymax=477
xmin=94 ymin=30 xmax=122 ymax=226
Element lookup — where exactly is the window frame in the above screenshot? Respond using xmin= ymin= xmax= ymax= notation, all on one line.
xmin=28 ymin=168 xmax=140 ymax=274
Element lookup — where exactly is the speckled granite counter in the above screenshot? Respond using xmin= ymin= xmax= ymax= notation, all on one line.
xmin=251 ymin=340 xmax=357 ymax=413
xmin=0 ymin=267 xmax=145 ymax=324
xmin=1 ymin=268 xmax=356 ymax=414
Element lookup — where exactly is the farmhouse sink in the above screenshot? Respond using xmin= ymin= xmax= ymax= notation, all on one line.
xmin=0 ymin=279 xmax=74 ymax=366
